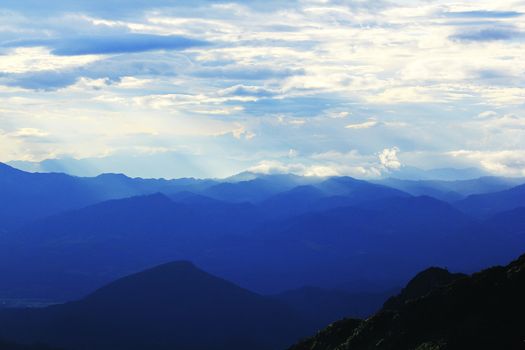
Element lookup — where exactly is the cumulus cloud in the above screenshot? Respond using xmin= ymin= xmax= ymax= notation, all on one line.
xmin=247 ymin=158 xmax=388 ymax=178
xmin=232 ymin=128 xmax=256 ymax=140
xmin=379 ymin=147 xmax=401 ymax=171
xmin=246 ymin=147 xmax=406 ymax=178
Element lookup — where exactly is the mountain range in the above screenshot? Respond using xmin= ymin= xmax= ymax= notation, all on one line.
xmin=1 ymin=162 xmax=525 ymax=300
xmin=0 ymin=162 xmax=524 ymax=349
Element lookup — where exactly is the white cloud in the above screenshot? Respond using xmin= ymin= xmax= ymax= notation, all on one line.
xmin=225 ymin=124 xmax=257 ymax=140
xmin=0 ymin=47 xmax=101 ymax=74
xmin=9 ymin=127 xmax=49 ymax=138
xmin=247 ymin=160 xmax=307 ymax=175
xmin=288 ymin=148 xmax=299 ymax=158
xmin=345 ymin=118 xmax=379 ymax=129
xmin=476 ymin=110 xmax=499 ymax=119
xmin=379 ymin=147 xmax=402 ymax=171
xmin=448 ymin=149 xmax=525 ymax=176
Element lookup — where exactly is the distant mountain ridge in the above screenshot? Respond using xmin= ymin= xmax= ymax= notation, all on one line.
xmin=1 ymin=161 xmax=522 ymax=233
xmin=387 ymin=166 xmax=488 ymax=181
xmin=0 ymin=162 xmax=217 ymax=231
xmin=455 ymin=183 xmax=525 ymax=218
xmin=376 ymin=176 xmax=525 ymax=202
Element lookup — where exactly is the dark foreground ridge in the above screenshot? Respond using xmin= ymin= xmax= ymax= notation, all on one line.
xmin=0 ymin=340 xmax=60 ymax=350
xmin=290 ymin=253 xmax=525 ymax=350
xmin=0 ymin=261 xmax=311 ymax=350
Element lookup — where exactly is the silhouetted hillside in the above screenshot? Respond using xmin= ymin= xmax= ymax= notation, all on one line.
xmin=0 ymin=262 xmax=311 ymax=350
xmin=290 ymin=318 xmax=364 ymax=350
xmin=289 ymin=253 xmax=525 ymax=350
xmin=0 ymin=340 xmax=60 ymax=350
xmin=273 ymin=286 xmax=395 ymax=328
xmin=382 ymin=267 xmax=466 ymax=310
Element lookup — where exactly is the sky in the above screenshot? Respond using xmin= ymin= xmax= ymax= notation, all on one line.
xmin=0 ymin=0 xmax=524 ymax=179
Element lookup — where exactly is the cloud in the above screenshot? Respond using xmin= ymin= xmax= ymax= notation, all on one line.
xmin=247 ymin=157 xmax=387 ymax=178
xmin=218 ymin=85 xmax=279 ymax=98
xmin=450 ymin=28 xmax=522 ymax=42
xmin=247 ymin=160 xmax=341 ymax=177
xmin=275 ymin=115 xmax=307 ymax=126
xmin=476 ymin=111 xmax=498 ymax=119
xmin=379 ymin=147 xmax=401 ymax=171
xmin=448 ymin=150 xmax=525 ymax=176
xmin=476 ymin=113 xmax=525 ymax=130
xmin=2 ymin=52 xmax=186 ymax=90
xmin=445 ymin=10 xmax=523 ymax=19
xmin=3 ymin=70 xmax=78 ymax=90
xmin=248 ymin=160 xmax=309 ymax=175
xmin=247 ymin=147 xmax=407 ymax=178
xmin=216 ymin=124 xmax=256 ymax=140
xmin=193 ymin=66 xmax=304 ymax=80
xmin=345 ymin=118 xmax=379 ymax=129
xmin=344 ymin=117 xmax=405 ymax=130
xmin=0 ymin=0 xmax=300 ymax=18
xmin=5 ymin=34 xmax=209 ymax=56
xmin=9 ymin=127 xmax=49 ymax=138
